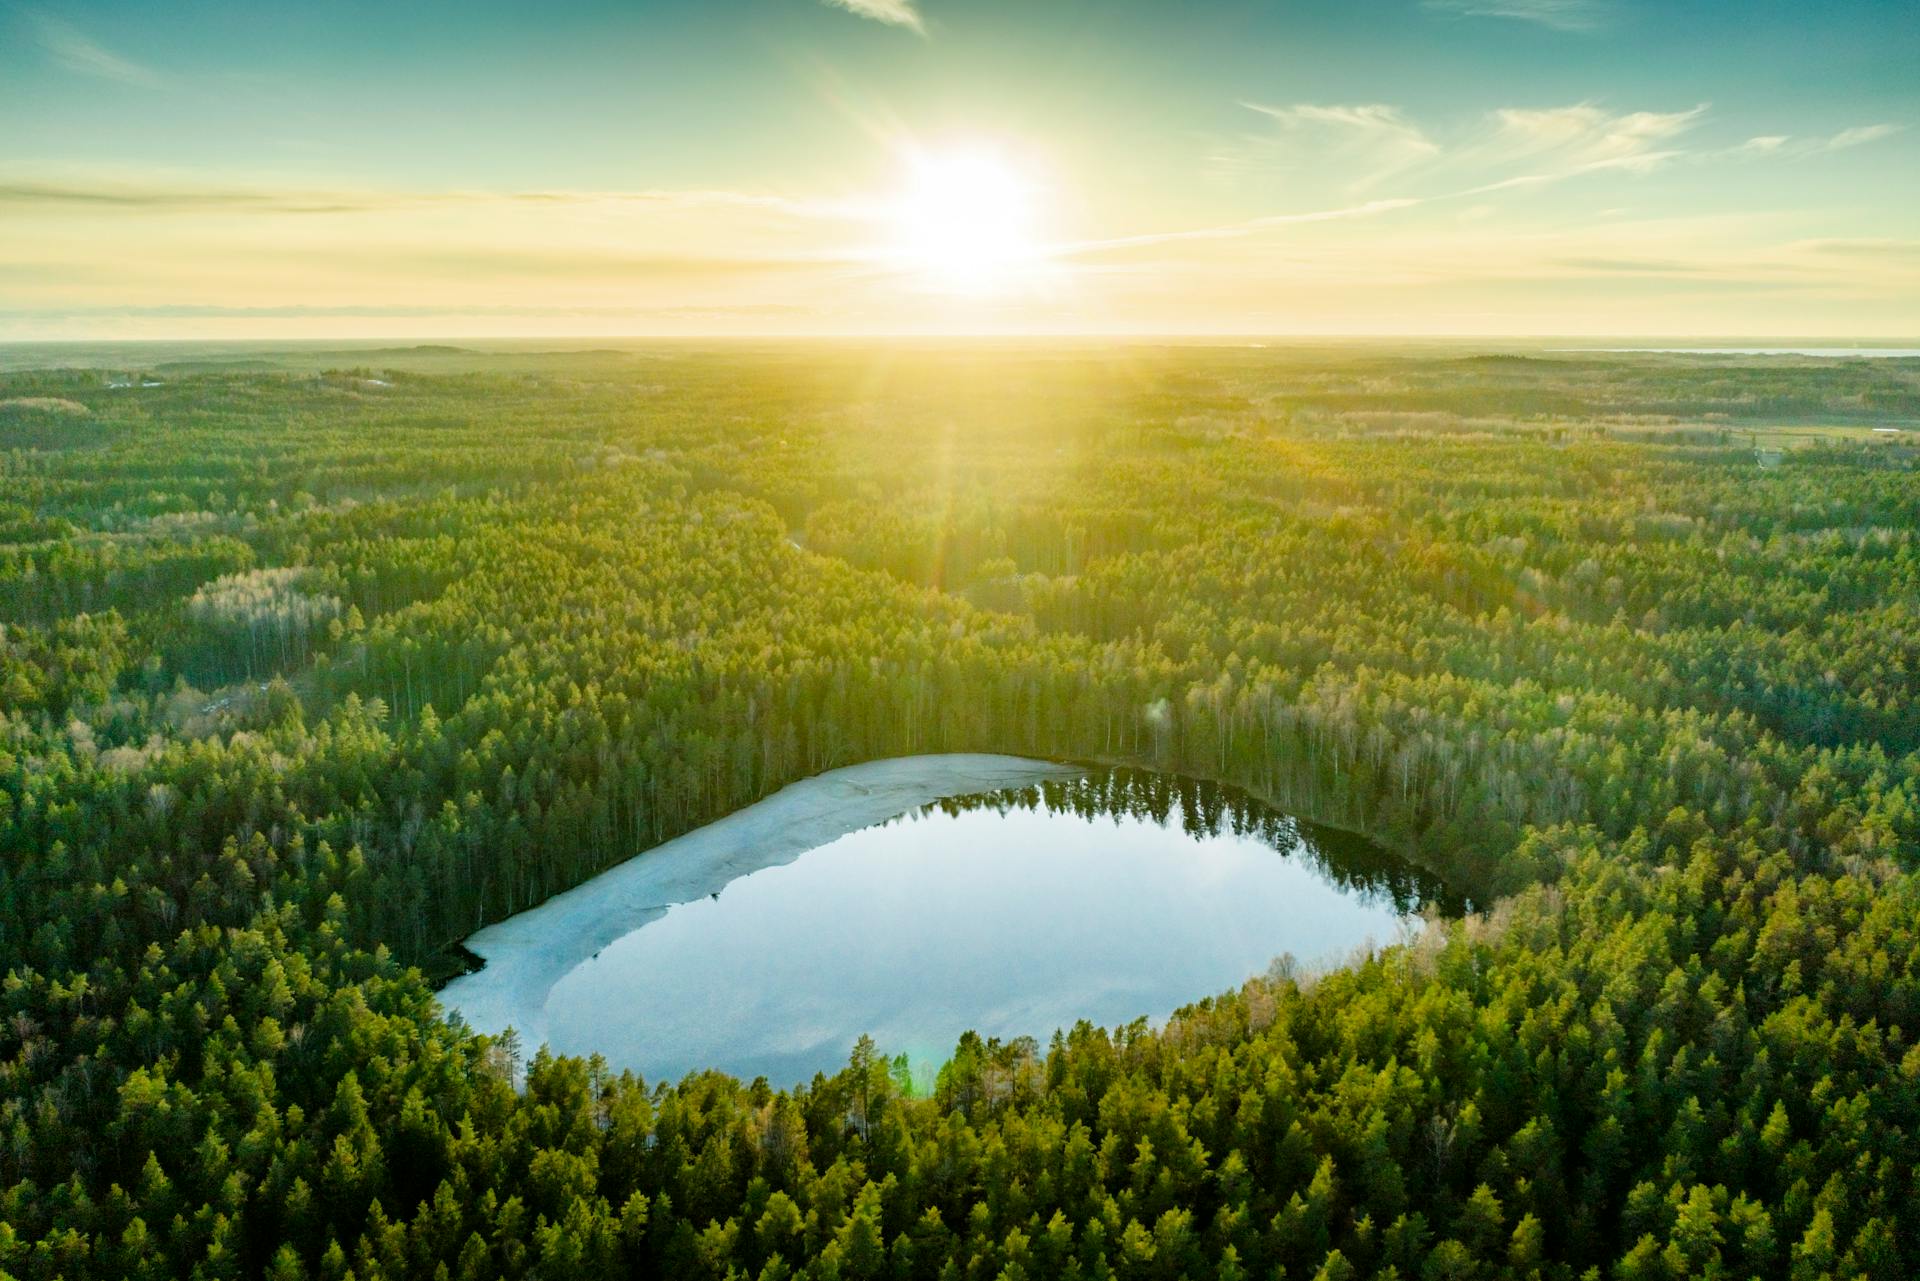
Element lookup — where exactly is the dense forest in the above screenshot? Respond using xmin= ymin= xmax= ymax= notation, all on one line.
xmin=2 ymin=343 xmax=1919 ymax=1280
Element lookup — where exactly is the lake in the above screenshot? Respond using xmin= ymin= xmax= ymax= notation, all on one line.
xmin=440 ymin=755 xmax=1451 ymax=1088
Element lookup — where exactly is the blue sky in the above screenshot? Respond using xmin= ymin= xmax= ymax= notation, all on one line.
xmin=3 ymin=0 xmax=1916 ymax=336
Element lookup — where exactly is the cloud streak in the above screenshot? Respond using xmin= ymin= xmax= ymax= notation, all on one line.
xmin=1222 ymin=101 xmax=1443 ymax=192
xmin=0 ymin=303 xmax=812 ymax=320
xmin=1722 ymin=123 xmax=1905 ymax=161
xmin=1825 ymin=123 xmax=1903 ymax=151
xmin=1240 ymin=102 xmax=1438 ymax=150
xmin=819 ymin=0 xmax=925 ymax=35
xmin=1213 ymin=98 xmax=1706 ymax=205
xmin=1107 ymin=99 xmax=1822 ymax=265
xmin=1239 ymin=102 xmax=1440 ymax=166
xmin=1059 ymin=198 xmax=1426 ymax=260
xmin=0 ymin=176 xmax=851 ymax=220
xmin=22 ymin=11 xmax=169 ymax=87
xmin=1479 ymin=103 xmax=1706 ymax=172
xmin=1422 ymin=0 xmax=1606 ymax=31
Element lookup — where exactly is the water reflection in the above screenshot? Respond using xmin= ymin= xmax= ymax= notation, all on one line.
xmin=922 ymin=768 xmax=1459 ymax=916
xmin=540 ymin=766 xmax=1451 ymax=1088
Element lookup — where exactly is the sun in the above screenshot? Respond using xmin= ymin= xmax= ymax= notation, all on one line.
xmin=885 ymin=146 xmax=1045 ymax=294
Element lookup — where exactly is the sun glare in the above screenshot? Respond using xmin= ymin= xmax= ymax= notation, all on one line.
xmin=885 ymin=146 xmax=1046 ymax=294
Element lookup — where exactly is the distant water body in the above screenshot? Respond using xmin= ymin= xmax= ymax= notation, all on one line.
xmin=1560 ymin=347 xmax=1920 ymax=358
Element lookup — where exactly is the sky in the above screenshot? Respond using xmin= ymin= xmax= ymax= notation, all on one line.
xmin=2 ymin=0 xmax=1916 ymax=338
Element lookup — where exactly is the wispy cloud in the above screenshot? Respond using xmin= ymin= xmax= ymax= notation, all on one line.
xmin=1721 ymin=123 xmax=1904 ymax=161
xmin=1480 ymin=103 xmax=1705 ymax=173
xmin=1787 ymin=238 xmax=1920 ymax=262
xmin=0 ymin=176 xmax=849 ymax=219
xmin=1203 ymin=97 xmax=1908 ymax=268
xmin=1423 ymin=0 xmax=1606 ymax=31
xmin=1240 ymin=102 xmax=1439 ymax=157
xmin=0 ymin=303 xmax=812 ymax=321
xmin=368 ymin=246 xmax=855 ymax=281
xmin=1165 ymin=99 xmax=1764 ymax=268
xmin=1061 ymin=198 xmax=1425 ymax=259
xmin=1214 ymin=98 xmax=1705 ymax=202
xmin=21 ymin=10 xmax=169 ymax=87
xmin=819 ymin=0 xmax=925 ymax=35
xmin=1222 ymin=101 xmax=1441 ymax=192
xmin=0 ymin=180 xmax=357 ymax=214
xmin=1825 ymin=123 xmax=1903 ymax=152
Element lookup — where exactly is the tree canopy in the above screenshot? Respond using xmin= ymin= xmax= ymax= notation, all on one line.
xmin=1 ymin=345 xmax=1918 ymax=1279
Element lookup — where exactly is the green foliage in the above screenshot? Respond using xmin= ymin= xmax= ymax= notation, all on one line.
xmin=0 ymin=346 xmax=1918 ymax=1279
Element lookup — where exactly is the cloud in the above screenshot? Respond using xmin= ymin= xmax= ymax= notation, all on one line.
xmin=1422 ymin=0 xmax=1605 ymax=31
xmin=1717 ymin=123 xmax=1904 ymax=162
xmin=1178 ymin=98 xmax=1909 ymax=303
xmin=0 ymin=176 xmax=846 ymax=219
xmin=0 ymin=180 xmax=353 ymax=214
xmin=819 ymin=0 xmax=925 ymax=34
xmin=1483 ymin=103 xmax=1705 ymax=172
xmin=1240 ymin=102 xmax=1439 ymax=156
xmin=1168 ymin=97 xmax=1771 ymax=276
xmin=1824 ymin=123 xmax=1903 ymax=151
xmin=1547 ymin=255 xmax=1716 ymax=277
xmin=1221 ymin=101 xmax=1441 ymax=192
xmin=1216 ymin=97 xmax=1708 ymax=199
xmin=22 ymin=11 xmax=169 ymax=87
xmin=365 ymin=246 xmax=855 ymax=281
xmin=0 ymin=303 xmax=812 ymax=321
xmin=1785 ymin=238 xmax=1920 ymax=263
xmin=1106 ymin=211 xmax=1898 ymax=296
xmin=0 ymin=164 xmax=883 ymax=333
xmin=1061 ymin=197 xmax=1425 ymax=259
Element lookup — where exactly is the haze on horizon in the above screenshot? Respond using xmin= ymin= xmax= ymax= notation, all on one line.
xmin=2 ymin=0 xmax=1915 ymax=341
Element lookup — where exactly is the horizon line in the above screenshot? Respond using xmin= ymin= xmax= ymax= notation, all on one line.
xmin=4 ymin=332 xmax=1920 ymax=347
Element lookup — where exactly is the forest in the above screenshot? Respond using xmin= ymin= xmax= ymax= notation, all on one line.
xmin=1 ymin=341 xmax=1919 ymax=1280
